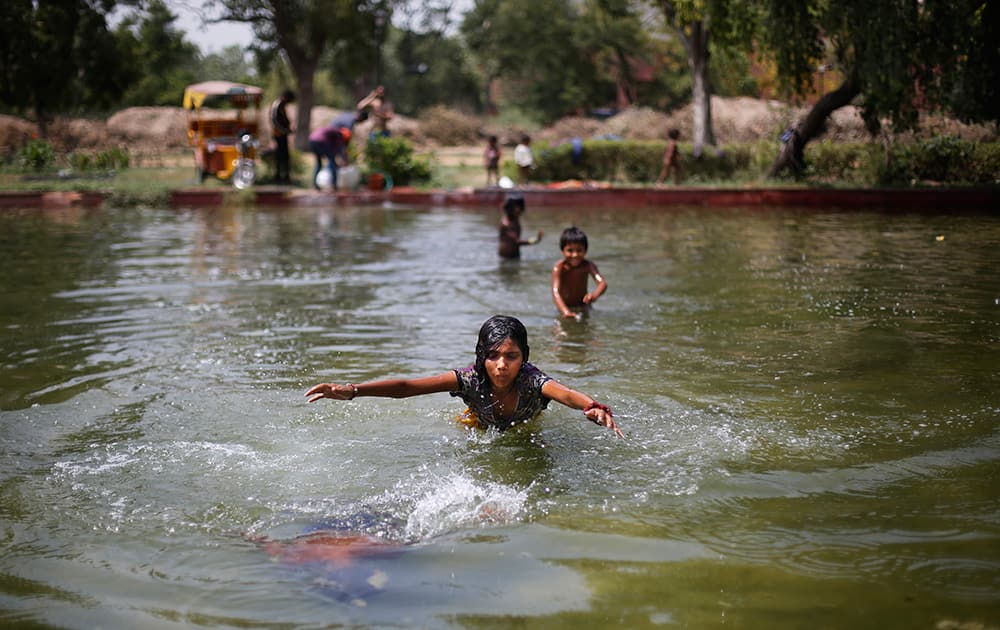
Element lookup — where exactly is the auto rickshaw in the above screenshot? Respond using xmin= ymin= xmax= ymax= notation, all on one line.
xmin=183 ymin=81 xmax=263 ymax=189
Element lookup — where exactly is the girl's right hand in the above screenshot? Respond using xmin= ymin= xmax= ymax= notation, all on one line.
xmin=305 ymin=383 xmax=356 ymax=402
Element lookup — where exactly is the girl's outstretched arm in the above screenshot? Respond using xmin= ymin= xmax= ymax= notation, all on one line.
xmin=306 ymin=371 xmax=459 ymax=403
xmin=541 ymin=380 xmax=624 ymax=438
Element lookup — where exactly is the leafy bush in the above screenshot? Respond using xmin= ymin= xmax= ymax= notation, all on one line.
xmin=531 ymin=136 xmax=999 ymax=186
xmin=803 ymin=141 xmax=881 ymax=185
xmin=67 ymin=147 xmax=130 ymax=173
xmin=877 ymin=136 xmax=1000 ymax=185
xmin=534 ymin=139 xmax=758 ymax=183
xmin=95 ymin=146 xmax=130 ymax=171
xmin=365 ymin=136 xmax=432 ymax=186
xmin=18 ymin=139 xmax=56 ymax=172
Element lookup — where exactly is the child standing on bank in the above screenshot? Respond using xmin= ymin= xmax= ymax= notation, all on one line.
xmin=498 ymin=193 xmax=543 ymax=259
xmin=484 ymin=135 xmax=501 ymax=187
xmin=513 ymin=134 xmax=534 ymax=185
xmin=551 ymin=226 xmax=607 ymax=319
xmin=656 ymin=128 xmax=682 ymax=185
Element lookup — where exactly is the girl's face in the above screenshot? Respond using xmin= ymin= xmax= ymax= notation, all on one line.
xmin=484 ymin=337 xmax=523 ymax=391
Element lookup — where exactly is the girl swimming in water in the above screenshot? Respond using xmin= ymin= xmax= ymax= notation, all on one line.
xmin=306 ymin=315 xmax=623 ymax=437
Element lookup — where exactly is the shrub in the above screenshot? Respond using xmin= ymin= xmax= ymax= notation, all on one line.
xmin=95 ymin=146 xmax=130 ymax=171
xmin=877 ymin=136 xmax=999 ymax=185
xmin=534 ymin=139 xmax=759 ymax=184
xmin=532 ymin=137 xmax=999 ymax=186
xmin=18 ymin=139 xmax=56 ymax=172
xmin=68 ymin=146 xmax=130 ymax=173
xmin=803 ymin=141 xmax=880 ymax=185
xmin=364 ymin=136 xmax=432 ymax=186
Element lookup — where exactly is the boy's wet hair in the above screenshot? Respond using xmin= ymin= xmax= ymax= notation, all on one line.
xmin=474 ymin=315 xmax=530 ymax=386
xmin=502 ymin=193 xmax=525 ymax=218
xmin=559 ymin=226 xmax=588 ymax=251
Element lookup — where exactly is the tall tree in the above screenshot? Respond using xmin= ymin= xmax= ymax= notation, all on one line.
xmin=213 ymin=0 xmax=389 ymax=150
xmin=758 ymin=0 xmax=1000 ymax=177
xmin=461 ymin=0 xmax=631 ymax=122
xmin=0 ymin=0 xmax=134 ymax=136
xmin=659 ymin=1 xmax=717 ymax=152
xmin=575 ymin=0 xmax=648 ymax=109
xmin=655 ymin=0 xmax=752 ymax=154
xmin=462 ymin=0 xmax=589 ymax=122
xmin=115 ymin=0 xmax=201 ymax=106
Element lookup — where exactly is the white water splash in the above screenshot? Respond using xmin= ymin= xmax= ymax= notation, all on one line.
xmin=400 ymin=472 xmax=529 ymax=541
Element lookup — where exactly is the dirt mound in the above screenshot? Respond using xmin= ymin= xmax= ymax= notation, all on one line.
xmin=534 ymin=116 xmax=606 ymax=144
xmin=583 ymin=98 xmax=868 ymax=144
xmin=106 ymin=107 xmax=189 ymax=150
xmin=0 ymin=115 xmax=36 ymax=158
xmin=299 ymin=105 xmax=424 ymax=145
xmin=1 ymin=97 xmax=994 ymax=163
xmin=415 ymin=105 xmax=481 ymax=146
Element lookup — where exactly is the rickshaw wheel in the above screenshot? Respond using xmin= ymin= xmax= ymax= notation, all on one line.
xmin=232 ymin=159 xmax=256 ymax=190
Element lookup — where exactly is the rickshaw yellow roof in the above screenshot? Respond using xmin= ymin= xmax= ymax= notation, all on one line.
xmin=183 ymin=81 xmax=264 ymax=109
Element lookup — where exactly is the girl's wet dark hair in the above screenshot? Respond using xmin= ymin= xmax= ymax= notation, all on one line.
xmin=474 ymin=315 xmax=530 ymax=386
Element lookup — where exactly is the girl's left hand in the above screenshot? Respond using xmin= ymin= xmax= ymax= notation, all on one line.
xmin=305 ymin=383 xmax=355 ymax=402
xmin=585 ymin=407 xmax=624 ymax=438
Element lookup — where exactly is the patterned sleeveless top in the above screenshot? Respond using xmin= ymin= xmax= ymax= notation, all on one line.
xmin=450 ymin=362 xmax=552 ymax=429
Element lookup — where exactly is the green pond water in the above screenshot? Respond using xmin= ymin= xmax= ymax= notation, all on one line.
xmin=0 ymin=202 xmax=998 ymax=629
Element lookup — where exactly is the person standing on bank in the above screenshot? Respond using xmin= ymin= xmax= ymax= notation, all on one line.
xmin=514 ymin=134 xmax=535 ymax=185
xmin=308 ymin=124 xmax=350 ymax=191
xmin=656 ymin=128 xmax=683 ymax=186
xmin=270 ymin=89 xmax=295 ymax=184
xmin=306 ymin=315 xmax=623 ymax=436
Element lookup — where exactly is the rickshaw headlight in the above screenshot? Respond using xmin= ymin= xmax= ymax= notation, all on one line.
xmin=239 ymin=133 xmax=256 ymax=153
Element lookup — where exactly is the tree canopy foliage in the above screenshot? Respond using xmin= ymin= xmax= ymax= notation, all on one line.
xmin=460 ymin=0 xmax=670 ymax=123
xmin=114 ymin=0 xmax=201 ymax=106
xmin=0 ymin=0 xmax=134 ymax=132
xmin=211 ymin=0 xmax=390 ymax=149
xmin=3 ymin=0 xmax=996 ymax=169
xmin=754 ymin=0 xmax=1000 ymax=175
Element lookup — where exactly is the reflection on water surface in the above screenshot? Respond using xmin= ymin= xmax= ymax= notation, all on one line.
xmin=1 ymin=203 xmax=998 ymax=628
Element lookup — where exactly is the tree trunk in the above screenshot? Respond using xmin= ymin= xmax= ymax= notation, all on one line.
xmin=768 ymin=73 xmax=861 ymax=178
xmin=292 ymin=61 xmax=317 ymax=152
xmin=660 ymin=4 xmax=717 ymax=153
xmin=685 ymin=20 xmax=716 ymax=154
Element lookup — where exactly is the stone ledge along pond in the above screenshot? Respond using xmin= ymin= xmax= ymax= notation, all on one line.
xmin=0 ymin=202 xmax=997 ymax=628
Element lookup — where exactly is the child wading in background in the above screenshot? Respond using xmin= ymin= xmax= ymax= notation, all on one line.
xmin=484 ymin=135 xmax=501 ymax=187
xmin=551 ymin=226 xmax=607 ymax=319
xmin=497 ymin=193 xmax=543 ymax=259
xmin=656 ymin=128 xmax=682 ymax=185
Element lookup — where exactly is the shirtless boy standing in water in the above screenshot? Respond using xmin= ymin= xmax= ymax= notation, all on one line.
xmin=498 ymin=193 xmax=543 ymax=259
xmin=551 ymin=226 xmax=608 ymax=319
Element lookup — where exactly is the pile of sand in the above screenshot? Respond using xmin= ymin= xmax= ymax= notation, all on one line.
xmin=1 ymin=97 xmax=994 ymax=162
